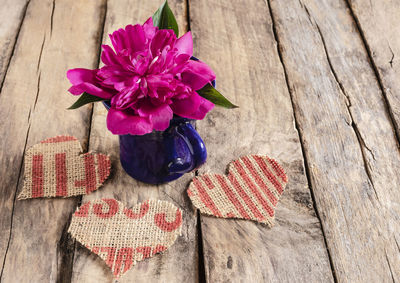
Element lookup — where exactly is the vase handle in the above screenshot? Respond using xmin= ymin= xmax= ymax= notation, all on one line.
xmin=177 ymin=123 xmax=207 ymax=168
xmin=165 ymin=122 xmax=207 ymax=175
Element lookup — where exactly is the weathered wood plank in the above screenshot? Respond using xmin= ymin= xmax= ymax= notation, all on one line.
xmin=0 ymin=0 xmax=29 ymax=91
xmin=70 ymin=1 xmax=199 ymax=282
xmin=0 ymin=0 xmax=106 ymax=281
xmin=189 ymin=0 xmax=334 ymax=282
xmin=269 ymin=0 xmax=400 ymax=281
xmin=347 ymin=0 xmax=400 ymax=140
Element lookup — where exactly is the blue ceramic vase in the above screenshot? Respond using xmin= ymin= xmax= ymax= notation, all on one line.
xmin=103 ymin=104 xmax=208 ymax=184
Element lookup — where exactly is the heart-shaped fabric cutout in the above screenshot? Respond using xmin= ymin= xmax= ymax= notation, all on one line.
xmin=68 ymin=199 xmax=182 ymax=278
xmin=18 ymin=135 xmax=110 ymax=199
xmin=187 ymin=155 xmax=288 ymax=226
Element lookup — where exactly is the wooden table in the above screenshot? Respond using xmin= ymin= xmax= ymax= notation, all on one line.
xmin=0 ymin=0 xmax=399 ymax=282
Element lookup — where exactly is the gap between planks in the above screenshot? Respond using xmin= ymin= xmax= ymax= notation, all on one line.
xmin=56 ymin=1 xmax=108 ymax=282
xmin=264 ymin=0 xmax=338 ymax=281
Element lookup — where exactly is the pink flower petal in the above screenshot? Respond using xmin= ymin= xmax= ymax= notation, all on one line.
xmin=67 ymin=68 xmax=95 ymax=85
xmin=109 ymin=28 xmax=126 ymax=54
xmin=111 ymin=84 xmax=140 ymax=109
xmin=185 ymin=95 xmax=214 ymax=120
xmin=175 ymin=31 xmax=193 ymax=56
xmin=68 ymin=83 xmax=113 ymax=99
xmin=138 ymin=103 xmax=173 ymax=131
xmin=113 ymin=76 xmax=139 ymax=91
xmin=106 ymin=108 xmax=153 ymax=135
xmin=150 ymin=29 xmax=176 ymax=57
xmin=133 ymin=56 xmax=150 ymax=75
xmin=170 ymin=92 xmax=201 ymax=117
xmin=98 ymin=66 xmax=132 ymax=79
xmin=126 ymin=24 xmax=146 ymax=52
xmin=146 ymin=74 xmax=173 ymax=89
xmin=143 ymin=17 xmax=157 ymax=39
xmin=67 ymin=68 xmax=113 ymax=98
xmin=101 ymin=45 xmax=119 ymax=66
xmin=181 ymin=60 xmax=216 ymax=90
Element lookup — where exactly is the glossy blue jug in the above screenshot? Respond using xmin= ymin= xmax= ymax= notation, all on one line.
xmin=103 ymin=104 xmax=208 ymax=184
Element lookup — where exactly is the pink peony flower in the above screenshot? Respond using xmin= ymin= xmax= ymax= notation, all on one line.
xmin=67 ymin=18 xmax=215 ymax=135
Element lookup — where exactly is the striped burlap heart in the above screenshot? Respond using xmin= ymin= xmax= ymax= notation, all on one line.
xmin=187 ymin=155 xmax=288 ymax=226
xmin=18 ymin=135 xmax=110 ymax=199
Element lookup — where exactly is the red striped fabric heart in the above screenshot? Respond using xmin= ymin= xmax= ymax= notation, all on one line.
xmin=187 ymin=155 xmax=288 ymax=226
xmin=18 ymin=135 xmax=110 ymax=199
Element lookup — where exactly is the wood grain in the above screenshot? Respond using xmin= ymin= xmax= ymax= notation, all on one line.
xmin=0 ymin=0 xmax=398 ymax=282
xmin=269 ymin=0 xmax=400 ymax=281
xmin=69 ymin=1 xmax=199 ymax=282
xmin=347 ymin=0 xmax=400 ymax=140
xmin=0 ymin=0 xmax=106 ymax=281
xmin=189 ymin=0 xmax=334 ymax=282
xmin=0 ymin=0 xmax=28 ymax=90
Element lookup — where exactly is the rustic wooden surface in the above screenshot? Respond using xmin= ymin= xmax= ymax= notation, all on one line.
xmin=0 ymin=0 xmax=399 ymax=282
xmin=269 ymin=0 xmax=400 ymax=281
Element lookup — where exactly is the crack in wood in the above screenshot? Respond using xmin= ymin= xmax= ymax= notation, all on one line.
xmin=395 ymin=236 xmax=400 ymax=254
xmin=33 ymin=71 xmax=41 ymax=111
xmin=0 ymin=122 xmax=31 ymax=280
xmin=50 ymin=0 xmax=55 ymax=37
xmin=313 ymin=21 xmax=380 ymax=201
xmin=351 ymin=121 xmax=380 ymax=201
xmin=37 ymin=35 xmax=45 ymax=73
xmin=344 ymin=0 xmax=400 ymax=149
xmin=301 ymin=2 xmax=314 ymax=26
xmin=297 ymin=0 xmax=304 ymax=8
xmin=385 ymin=251 xmax=396 ymax=283
xmin=27 ymin=108 xmax=31 ymax=123
xmin=0 ymin=0 xmax=31 ymax=96
xmin=388 ymin=44 xmax=394 ymax=68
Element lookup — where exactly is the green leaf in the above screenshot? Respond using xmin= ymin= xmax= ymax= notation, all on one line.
xmin=67 ymin=92 xmax=106 ymax=109
xmin=197 ymin=84 xmax=238 ymax=109
xmin=152 ymin=0 xmax=179 ymax=37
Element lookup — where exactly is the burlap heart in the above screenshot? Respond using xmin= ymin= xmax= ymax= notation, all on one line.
xmin=68 ymin=199 xmax=182 ymax=278
xmin=18 ymin=136 xmax=110 ymax=199
xmin=187 ymin=155 xmax=288 ymax=226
